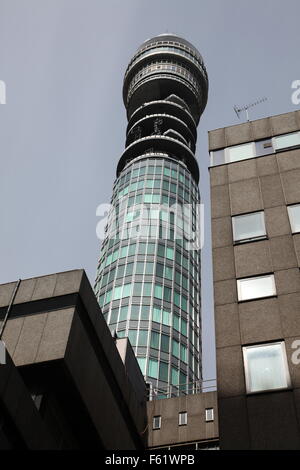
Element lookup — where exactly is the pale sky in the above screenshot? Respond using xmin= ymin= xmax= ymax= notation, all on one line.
xmin=0 ymin=0 xmax=299 ymax=381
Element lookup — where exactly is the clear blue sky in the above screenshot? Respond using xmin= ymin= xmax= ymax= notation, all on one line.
xmin=0 ymin=0 xmax=299 ymax=380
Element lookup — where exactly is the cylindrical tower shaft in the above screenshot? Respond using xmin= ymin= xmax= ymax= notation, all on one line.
xmin=95 ymin=34 xmax=208 ymax=398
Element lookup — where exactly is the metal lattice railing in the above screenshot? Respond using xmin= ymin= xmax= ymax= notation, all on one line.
xmin=147 ymin=378 xmax=217 ymax=401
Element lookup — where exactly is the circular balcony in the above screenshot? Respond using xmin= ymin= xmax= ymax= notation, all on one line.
xmin=127 ymin=99 xmax=197 ymax=137
xmin=123 ymin=34 xmax=208 ymax=124
xmin=126 ymin=113 xmax=196 ymax=152
xmin=117 ymin=135 xmax=200 ymax=183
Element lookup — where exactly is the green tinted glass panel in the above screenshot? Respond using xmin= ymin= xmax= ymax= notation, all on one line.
xmin=156 ymin=263 xmax=164 ymax=277
xmin=120 ymin=246 xmax=128 ymax=258
xmin=145 ymin=262 xmax=154 ymax=275
xmin=110 ymin=309 xmax=118 ymax=324
xmin=159 ymin=362 xmax=168 ymax=382
xmin=181 ymin=344 xmax=187 ymax=363
xmin=143 ymin=283 xmax=152 ymax=296
xmin=150 ymin=331 xmax=160 ymax=349
xmin=181 ymin=295 xmax=187 ymax=312
xmin=125 ymin=263 xmax=133 ymax=276
xmin=133 ymin=283 xmax=142 ymax=296
xmin=172 ymin=339 xmax=180 ymax=358
xmin=123 ymin=284 xmax=132 ymax=298
xmin=128 ymin=330 xmax=137 ymax=346
xmin=153 ymin=307 xmax=161 ymax=323
xmin=174 ymin=291 xmax=180 ymax=307
xmin=147 ymin=243 xmax=155 ymax=254
xmin=119 ymin=306 xmax=128 ymax=321
xmin=171 ymin=367 xmax=179 ymax=385
xmin=144 ymin=194 xmax=152 ymax=203
xmin=154 ymin=285 xmax=163 ymax=299
xmin=166 ymin=247 xmax=174 ymax=260
xmin=173 ymin=314 xmax=180 ymax=331
xmin=116 ymin=265 xmax=125 ymax=278
xmin=128 ymin=244 xmax=136 ymax=256
xmin=138 ymin=243 xmax=147 ymax=254
xmin=181 ymin=318 xmax=187 ymax=336
xmin=163 ymin=287 xmax=171 ymax=302
xmin=165 ymin=266 xmax=173 ymax=280
xmin=138 ymin=330 xmax=148 ymax=347
xmin=130 ymin=305 xmax=140 ymax=320
xmin=148 ymin=359 xmax=159 ymax=378
xmin=161 ymin=334 xmax=169 ymax=353
xmin=162 ymin=310 xmax=171 ymax=326
xmin=136 ymin=262 xmax=144 ymax=274
xmin=137 ymin=357 xmax=146 ymax=375
xmin=140 ymin=306 xmax=150 ymax=320
xmin=157 ymin=244 xmax=165 ymax=257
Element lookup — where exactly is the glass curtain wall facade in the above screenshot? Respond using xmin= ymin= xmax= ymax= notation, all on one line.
xmin=94 ymin=34 xmax=208 ymax=396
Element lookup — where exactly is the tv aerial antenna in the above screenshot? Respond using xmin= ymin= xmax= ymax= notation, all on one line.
xmin=234 ymin=97 xmax=267 ymax=122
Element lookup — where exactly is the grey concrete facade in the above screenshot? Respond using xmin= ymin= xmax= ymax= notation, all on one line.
xmin=0 ymin=270 xmax=147 ymax=449
xmin=147 ymin=391 xmax=218 ymax=449
xmin=209 ymin=110 xmax=300 ymax=449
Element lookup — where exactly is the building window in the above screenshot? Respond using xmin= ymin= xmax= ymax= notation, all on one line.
xmin=205 ymin=408 xmax=214 ymax=422
xmin=237 ymin=274 xmax=276 ymax=301
xmin=288 ymin=204 xmax=300 ymax=233
xmin=232 ymin=211 xmax=266 ymax=243
xmin=274 ymin=132 xmax=300 ymax=151
xmin=178 ymin=411 xmax=187 ymax=426
xmin=225 ymin=142 xmax=255 ymax=163
xmin=243 ymin=342 xmax=291 ymax=393
xmin=153 ymin=415 xmax=161 ymax=430
xmin=148 ymin=358 xmax=159 ymax=378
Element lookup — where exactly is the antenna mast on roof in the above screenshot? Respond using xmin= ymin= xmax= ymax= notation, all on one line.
xmin=234 ymin=97 xmax=267 ymax=122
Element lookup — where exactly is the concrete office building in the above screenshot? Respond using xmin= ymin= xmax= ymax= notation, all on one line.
xmin=0 ymin=269 xmax=218 ymax=450
xmin=0 ymin=270 xmax=147 ymax=449
xmin=94 ymin=34 xmax=209 ymax=394
xmin=209 ymin=110 xmax=300 ymax=449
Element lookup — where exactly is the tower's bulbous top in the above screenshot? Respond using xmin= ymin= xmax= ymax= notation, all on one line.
xmin=139 ymin=33 xmax=204 ymax=63
xmin=123 ymin=34 xmax=208 ymax=124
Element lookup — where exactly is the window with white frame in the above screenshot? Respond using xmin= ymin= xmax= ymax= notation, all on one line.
xmin=153 ymin=415 xmax=161 ymax=430
xmin=232 ymin=211 xmax=266 ymax=243
xmin=288 ymin=204 xmax=300 ymax=234
xmin=237 ymin=274 xmax=276 ymax=302
xmin=225 ymin=142 xmax=256 ymax=163
xmin=205 ymin=408 xmax=214 ymax=422
xmin=209 ymin=132 xmax=300 ymax=167
xmin=243 ymin=342 xmax=291 ymax=393
xmin=274 ymin=132 xmax=300 ymax=151
xmin=178 ymin=411 xmax=187 ymax=426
